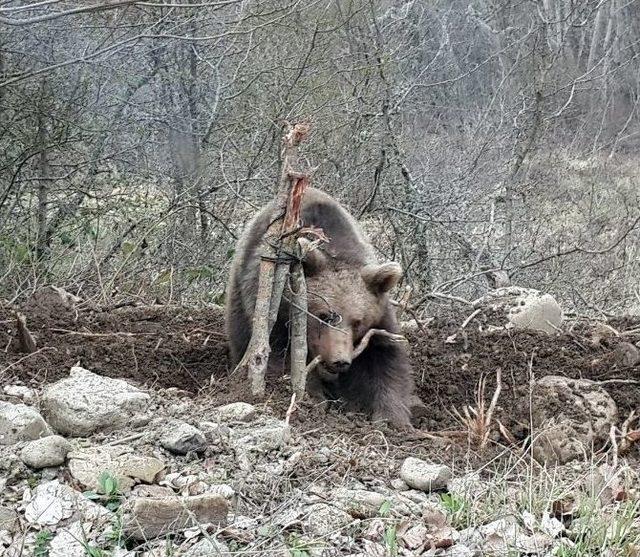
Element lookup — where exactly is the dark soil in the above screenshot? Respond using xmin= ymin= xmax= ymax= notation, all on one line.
xmin=1 ymin=297 xmax=639 ymax=439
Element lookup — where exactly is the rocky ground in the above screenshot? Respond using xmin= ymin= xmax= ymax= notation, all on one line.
xmin=1 ymin=287 xmax=640 ymax=556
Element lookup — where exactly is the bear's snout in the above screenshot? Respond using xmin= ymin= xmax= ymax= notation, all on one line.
xmin=325 ymin=359 xmax=351 ymax=374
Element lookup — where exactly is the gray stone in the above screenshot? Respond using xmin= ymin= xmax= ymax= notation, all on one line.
xmin=212 ymin=402 xmax=257 ymax=423
xmin=0 ymin=506 xmax=19 ymax=532
xmin=183 ymin=538 xmax=231 ymax=556
xmin=199 ymin=421 xmax=232 ymax=442
xmin=233 ymin=420 xmax=290 ymax=452
xmin=132 ymin=485 xmax=176 ymax=498
xmin=0 ymin=401 xmax=51 ymax=445
xmin=304 ymin=503 xmax=352 ymax=537
xmin=531 ymin=375 xmax=618 ymax=464
xmin=160 ymin=420 xmax=206 ymax=454
xmin=68 ymin=446 xmax=165 ymax=492
xmin=390 ymin=478 xmax=409 ymax=491
xmin=123 ymin=494 xmax=228 ymax=540
xmin=20 ymin=435 xmax=72 ymax=469
xmin=614 ymin=342 xmax=640 ymax=366
xmin=3 ymin=385 xmax=36 ymax=402
xmin=334 ymin=488 xmax=387 ymax=518
xmin=399 ymin=457 xmax=452 ymax=492
xmin=41 ymin=366 xmax=150 ymax=436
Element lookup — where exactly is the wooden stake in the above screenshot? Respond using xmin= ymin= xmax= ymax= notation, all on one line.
xmin=234 ymin=122 xmax=313 ymax=397
xmin=236 ymin=258 xmax=276 ymax=395
xmin=289 ymin=258 xmax=308 ymax=399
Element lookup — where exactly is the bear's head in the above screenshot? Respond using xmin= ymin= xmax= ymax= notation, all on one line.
xmin=301 ymin=245 xmax=401 ymax=377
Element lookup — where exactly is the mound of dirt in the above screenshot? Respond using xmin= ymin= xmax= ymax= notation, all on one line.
xmin=0 ymin=301 xmax=227 ymax=392
xmin=407 ymin=319 xmax=640 ymax=432
xmin=1 ymin=298 xmax=639 ymax=437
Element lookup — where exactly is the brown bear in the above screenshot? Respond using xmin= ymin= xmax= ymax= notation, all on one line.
xmin=225 ymin=187 xmax=415 ymax=427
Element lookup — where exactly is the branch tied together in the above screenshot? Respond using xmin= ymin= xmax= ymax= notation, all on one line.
xmin=234 ymin=122 xmax=317 ymax=398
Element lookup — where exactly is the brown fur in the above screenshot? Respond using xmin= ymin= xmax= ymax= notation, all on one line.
xmin=225 ymin=188 xmax=415 ymax=427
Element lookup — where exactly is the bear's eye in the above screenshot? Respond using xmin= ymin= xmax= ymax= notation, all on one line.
xmin=352 ymin=319 xmax=362 ymax=329
xmin=318 ymin=311 xmax=341 ymax=325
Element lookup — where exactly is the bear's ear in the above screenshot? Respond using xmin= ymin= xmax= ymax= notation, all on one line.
xmin=361 ymin=262 xmax=402 ymax=295
xmin=299 ymin=237 xmax=327 ymax=276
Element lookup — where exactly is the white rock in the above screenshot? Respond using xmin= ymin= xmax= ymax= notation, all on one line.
xmin=334 ymin=488 xmax=387 ymax=518
xmin=480 ymin=517 xmax=553 ymax=555
xmin=183 ymin=538 xmax=231 ymax=556
xmin=41 ymin=366 xmax=150 ymax=436
xmin=400 ymin=457 xmax=452 ymax=492
xmin=233 ymin=419 xmax=290 ymax=452
xmin=208 ymin=484 xmax=236 ymax=503
xmin=403 ymin=523 xmax=430 ymax=549
xmin=160 ymin=420 xmax=206 ymax=454
xmin=390 ymin=478 xmax=409 ymax=491
xmin=304 ymin=503 xmax=352 ymax=537
xmin=112 ymin=550 xmax=136 ymax=557
xmin=49 ymin=522 xmax=85 ymax=557
xmin=540 ymin=514 xmax=565 ymax=538
xmin=20 ymin=435 xmax=72 ymax=469
xmin=0 ymin=401 xmax=51 ymax=445
xmin=531 ymin=375 xmax=618 ymax=464
xmin=23 ymin=480 xmax=110 ymax=527
xmin=212 ymin=402 xmax=257 ymax=423
xmin=68 ymin=446 xmax=165 ymax=491
xmin=474 ymin=286 xmax=563 ymax=333
xmin=3 ymin=385 xmax=36 ymax=402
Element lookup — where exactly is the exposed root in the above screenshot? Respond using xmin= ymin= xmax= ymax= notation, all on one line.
xmin=452 ymin=367 xmax=503 ymax=451
xmin=618 ymin=410 xmax=639 ymax=455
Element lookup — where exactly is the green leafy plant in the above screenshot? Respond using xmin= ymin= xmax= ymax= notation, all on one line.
xmin=83 ymin=546 xmax=106 ymax=557
xmin=378 ymin=499 xmax=393 ymax=518
xmin=286 ymin=533 xmax=321 ymax=557
xmin=34 ymin=530 xmax=53 ymax=557
xmin=105 ymin=509 xmax=125 ymax=547
xmin=440 ymin=492 xmax=471 ymax=529
xmin=383 ymin=524 xmax=398 ymax=557
xmin=83 ymin=471 xmax=122 ymax=511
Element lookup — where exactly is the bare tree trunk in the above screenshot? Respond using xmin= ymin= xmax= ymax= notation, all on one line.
xmin=587 ymin=2 xmax=606 ymax=71
xmin=35 ymin=108 xmax=50 ymax=262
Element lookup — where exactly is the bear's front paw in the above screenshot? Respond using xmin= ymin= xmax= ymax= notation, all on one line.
xmin=372 ymin=409 xmax=414 ymax=431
